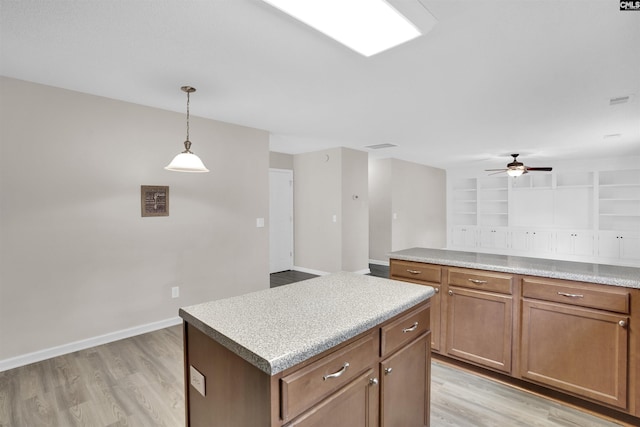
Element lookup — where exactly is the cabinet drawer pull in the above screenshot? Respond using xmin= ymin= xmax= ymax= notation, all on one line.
xmin=558 ymin=292 xmax=584 ymax=298
xmin=406 ymin=269 xmax=421 ymax=275
xmin=619 ymin=320 xmax=627 ymax=328
xmin=369 ymin=377 xmax=379 ymax=385
xmin=468 ymin=279 xmax=488 ymax=284
xmin=448 ymin=290 xmax=453 ymax=296
xmin=384 ymin=367 xmax=393 ymax=375
xmin=402 ymin=322 xmax=418 ymax=333
xmin=323 ymin=362 xmax=349 ymax=381
xmin=434 ymin=287 xmax=440 ymax=294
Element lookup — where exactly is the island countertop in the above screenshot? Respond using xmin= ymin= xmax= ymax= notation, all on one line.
xmin=179 ymin=272 xmax=434 ymax=375
xmin=389 ymin=247 xmax=640 ymax=289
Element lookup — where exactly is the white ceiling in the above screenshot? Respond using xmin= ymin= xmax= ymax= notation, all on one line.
xmin=1 ymin=0 xmax=639 ymax=170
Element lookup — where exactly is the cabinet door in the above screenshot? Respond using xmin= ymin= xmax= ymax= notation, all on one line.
xmin=286 ymin=369 xmax=379 ymax=427
xmin=451 ymin=226 xmax=476 ymax=248
xmin=445 ymin=287 xmax=512 ymax=373
xmin=573 ymin=232 xmax=594 ymax=256
xmin=598 ymin=231 xmax=620 ymax=258
xmin=521 ymin=299 xmax=628 ymax=408
xmin=530 ymin=230 xmax=553 ymax=253
xmin=380 ymin=333 xmax=430 ymax=427
xmin=620 ymin=233 xmax=640 ymax=261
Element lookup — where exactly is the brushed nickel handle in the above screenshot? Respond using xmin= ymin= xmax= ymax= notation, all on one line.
xmin=384 ymin=367 xmax=393 ymax=375
xmin=402 ymin=322 xmax=418 ymax=333
xmin=406 ymin=269 xmax=421 ymax=275
xmin=468 ymin=279 xmax=488 ymax=284
xmin=558 ymin=292 xmax=584 ymax=298
xmin=619 ymin=320 xmax=627 ymax=328
xmin=434 ymin=287 xmax=440 ymax=294
xmin=369 ymin=377 xmax=379 ymax=385
xmin=323 ymin=362 xmax=349 ymax=380
xmin=448 ymin=290 xmax=454 ymax=296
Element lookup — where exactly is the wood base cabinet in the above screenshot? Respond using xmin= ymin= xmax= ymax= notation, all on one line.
xmin=520 ymin=277 xmax=630 ymax=409
xmin=389 ymin=258 xmax=640 ymax=422
xmin=184 ymin=301 xmax=431 ymax=427
xmin=446 ymin=287 xmax=512 ymax=373
xmin=380 ymin=333 xmax=430 ymax=427
xmin=286 ymin=369 xmax=378 ymax=427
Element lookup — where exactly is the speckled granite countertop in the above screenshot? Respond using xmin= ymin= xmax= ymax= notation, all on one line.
xmin=179 ymin=272 xmax=434 ymax=375
xmin=389 ymin=248 xmax=640 ymax=289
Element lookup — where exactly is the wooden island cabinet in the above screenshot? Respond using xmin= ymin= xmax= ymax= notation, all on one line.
xmin=179 ymin=272 xmax=434 ymax=427
xmin=389 ymin=249 xmax=640 ymax=424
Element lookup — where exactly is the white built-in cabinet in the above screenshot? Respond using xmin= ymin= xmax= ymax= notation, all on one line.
xmin=448 ymin=169 xmax=640 ymax=266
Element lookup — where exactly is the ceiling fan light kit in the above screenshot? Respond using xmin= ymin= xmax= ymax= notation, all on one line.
xmin=485 ymin=154 xmax=552 ymax=177
xmin=165 ymin=86 xmax=210 ymax=173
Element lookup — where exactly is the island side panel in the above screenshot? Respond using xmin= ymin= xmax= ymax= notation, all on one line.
xmin=184 ymin=322 xmax=272 ymax=427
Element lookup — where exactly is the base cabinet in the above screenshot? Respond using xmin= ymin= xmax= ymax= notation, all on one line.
xmin=520 ymin=299 xmax=628 ymax=408
xmin=286 ymin=369 xmax=378 ymax=427
xmin=184 ymin=301 xmax=432 ymax=427
xmin=446 ymin=287 xmax=512 ymax=373
xmin=380 ymin=333 xmax=430 ymax=427
xmin=389 ymin=258 xmax=640 ymax=421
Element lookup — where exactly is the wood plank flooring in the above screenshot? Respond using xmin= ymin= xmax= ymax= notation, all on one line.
xmin=0 ymin=266 xmax=629 ymax=426
xmin=0 ymin=326 xmax=184 ymax=427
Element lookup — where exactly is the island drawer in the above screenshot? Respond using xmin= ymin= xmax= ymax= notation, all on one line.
xmin=448 ymin=267 xmax=514 ymax=294
xmin=381 ymin=302 xmax=431 ymax=357
xmin=280 ymin=331 xmax=378 ymax=422
xmin=522 ymin=277 xmax=630 ymax=314
xmin=390 ymin=260 xmax=441 ymax=283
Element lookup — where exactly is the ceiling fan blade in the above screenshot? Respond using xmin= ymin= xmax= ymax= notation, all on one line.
xmin=484 ymin=169 xmax=508 ymax=171
xmin=526 ymin=167 xmax=553 ymax=171
xmin=487 ymin=170 xmax=507 ymax=176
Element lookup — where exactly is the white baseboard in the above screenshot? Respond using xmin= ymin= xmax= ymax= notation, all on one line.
xmin=369 ymin=259 xmax=390 ymax=266
xmin=352 ymin=268 xmax=371 ymax=275
xmin=292 ymin=266 xmax=330 ymax=276
xmin=0 ymin=317 xmax=182 ymax=372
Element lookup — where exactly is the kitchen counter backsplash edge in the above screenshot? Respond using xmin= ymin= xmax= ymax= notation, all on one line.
xmin=389 ymin=248 xmax=640 ymax=289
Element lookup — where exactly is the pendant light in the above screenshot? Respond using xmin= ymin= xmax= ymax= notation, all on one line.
xmin=165 ymin=86 xmax=210 ymax=173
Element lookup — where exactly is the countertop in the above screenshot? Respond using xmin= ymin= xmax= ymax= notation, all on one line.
xmin=179 ymin=272 xmax=435 ymax=375
xmin=389 ymin=248 xmax=640 ymax=289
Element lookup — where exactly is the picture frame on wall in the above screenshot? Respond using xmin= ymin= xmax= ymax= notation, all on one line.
xmin=141 ymin=185 xmax=169 ymax=217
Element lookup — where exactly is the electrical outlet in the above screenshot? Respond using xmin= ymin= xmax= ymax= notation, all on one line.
xmin=190 ymin=365 xmax=206 ymax=396
xmin=171 ymin=286 xmax=180 ymax=298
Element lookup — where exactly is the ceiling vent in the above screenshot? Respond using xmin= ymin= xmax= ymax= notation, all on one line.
xmin=365 ymin=143 xmax=398 ymax=149
xmin=609 ymin=96 xmax=630 ymax=105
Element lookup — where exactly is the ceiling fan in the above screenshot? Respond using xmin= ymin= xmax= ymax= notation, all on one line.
xmin=485 ymin=154 xmax=552 ymax=177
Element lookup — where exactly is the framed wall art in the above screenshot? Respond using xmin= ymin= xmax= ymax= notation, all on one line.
xmin=141 ymin=185 xmax=169 ymax=217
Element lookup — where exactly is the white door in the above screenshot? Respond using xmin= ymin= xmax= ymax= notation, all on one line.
xmin=269 ymin=169 xmax=293 ymax=273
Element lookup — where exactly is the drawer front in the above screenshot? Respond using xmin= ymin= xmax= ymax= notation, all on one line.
xmin=448 ymin=267 xmax=513 ymax=294
xmin=281 ymin=331 xmax=378 ymax=422
xmin=381 ymin=303 xmax=431 ymax=357
xmin=390 ymin=260 xmax=441 ymax=284
xmin=522 ymin=278 xmax=630 ymax=314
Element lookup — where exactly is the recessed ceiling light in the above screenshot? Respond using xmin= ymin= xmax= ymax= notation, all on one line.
xmin=261 ymin=0 xmax=422 ymax=57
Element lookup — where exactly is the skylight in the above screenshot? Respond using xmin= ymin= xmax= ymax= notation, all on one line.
xmin=261 ymin=0 xmax=422 ymax=57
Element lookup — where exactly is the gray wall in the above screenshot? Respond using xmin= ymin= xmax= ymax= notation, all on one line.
xmin=293 ymin=147 xmax=369 ymax=273
xmin=369 ymin=158 xmax=447 ymax=262
xmin=0 ymin=77 xmax=270 ymax=362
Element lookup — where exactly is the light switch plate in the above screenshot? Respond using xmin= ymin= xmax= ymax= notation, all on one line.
xmin=190 ymin=365 xmax=206 ymax=397
xmin=256 ymin=217 xmax=265 ymax=228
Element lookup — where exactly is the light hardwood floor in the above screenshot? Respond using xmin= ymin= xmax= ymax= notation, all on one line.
xmin=0 ymin=324 xmax=628 ymax=427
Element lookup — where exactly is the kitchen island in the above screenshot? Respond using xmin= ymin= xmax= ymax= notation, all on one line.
xmin=389 ymin=247 xmax=640 ymax=424
xmin=179 ymin=272 xmax=435 ymax=427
